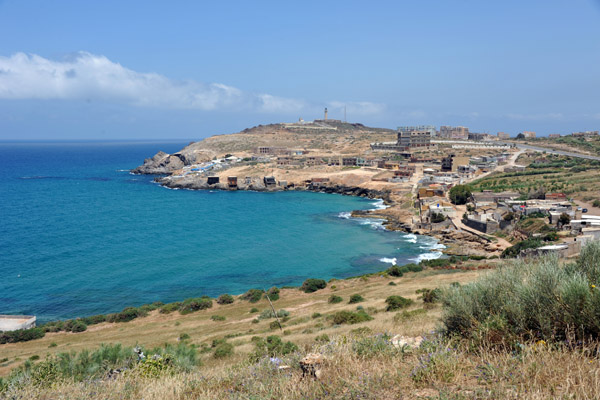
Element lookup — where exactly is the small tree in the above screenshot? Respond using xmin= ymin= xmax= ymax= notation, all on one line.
xmin=449 ymin=185 xmax=472 ymax=205
xmin=558 ymin=212 xmax=571 ymax=227
xmin=430 ymin=212 xmax=446 ymax=223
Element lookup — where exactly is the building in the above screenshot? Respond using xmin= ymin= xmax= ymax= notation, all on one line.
xmin=548 ymin=134 xmax=561 ymax=138
xmin=439 ymin=126 xmax=469 ymax=140
xmin=0 ymin=315 xmax=36 ymax=331
xmin=468 ymin=132 xmax=486 ymax=141
xmin=399 ymin=125 xmax=436 ymax=138
xmin=545 ymin=192 xmax=567 ymax=201
xmin=397 ymin=127 xmax=432 ymax=149
xmin=497 ymin=132 xmax=510 ymax=139
xmin=522 ymin=131 xmax=536 ymax=139
xmin=572 ymin=131 xmax=599 ymax=138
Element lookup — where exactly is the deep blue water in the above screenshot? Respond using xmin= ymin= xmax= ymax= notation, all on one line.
xmin=0 ymin=141 xmax=443 ymax=323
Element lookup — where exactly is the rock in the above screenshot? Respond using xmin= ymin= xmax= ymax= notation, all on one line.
xmin=299 ymin=353 xmax=324 ymax=379
xmin=391 ymin=335 xmax=424 ymax=349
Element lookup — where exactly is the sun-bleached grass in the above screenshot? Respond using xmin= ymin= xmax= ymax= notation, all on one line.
xmin=5 ymin=335 xmax=600 ymax=399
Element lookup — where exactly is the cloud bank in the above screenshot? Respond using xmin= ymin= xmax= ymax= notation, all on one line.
xmin=0 ymin=52 xmax=384 ymax=116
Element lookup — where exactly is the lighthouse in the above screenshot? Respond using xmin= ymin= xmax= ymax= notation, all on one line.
xmin=324 ymin=107 xmax=328 ymax=121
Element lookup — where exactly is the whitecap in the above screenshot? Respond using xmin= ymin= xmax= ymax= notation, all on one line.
xmin=370 ymin=199 xmax=389 ymax=210
xmin=411 ymin=251 xmax=444 ymax=263
xmin=380 ymin=257 xmax=397 ymax=265
xmin=359 ymin=218 xmax=386 ymax=230
xmin=338 ymin=211 xmax=352 ymax=219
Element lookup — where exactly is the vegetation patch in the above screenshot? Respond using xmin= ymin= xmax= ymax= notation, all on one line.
xmin=300 ymin=278 xmax=327 ymax=293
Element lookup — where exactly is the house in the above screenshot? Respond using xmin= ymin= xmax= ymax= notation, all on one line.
xmin=207 ymin=176 xmax=219 ymax=185
xmin=227 ymin=176 xmax=237 ymax=188
xmin=263 ymin=176 xmax=277 ymax=187
xmin=545 ymin=193 xmax=567 ymax=201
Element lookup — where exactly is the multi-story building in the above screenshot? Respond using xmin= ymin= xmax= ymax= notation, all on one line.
xmin=439 ymin=126 xmax=469 ymax=140
xmin=397 ymin=127 xmax=432 ymax=149
xmin=572 ymin=131 xmax=599 ymax=138
xmin=497 ymin=132 xmax=510 ymax=140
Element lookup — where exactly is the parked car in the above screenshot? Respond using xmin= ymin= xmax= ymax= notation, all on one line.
xmin=583 ymin=208 xmax=588 ymax=213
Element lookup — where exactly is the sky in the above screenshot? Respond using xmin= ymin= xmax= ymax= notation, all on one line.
xmin=0 ymin=0 xmax=599 ymax=140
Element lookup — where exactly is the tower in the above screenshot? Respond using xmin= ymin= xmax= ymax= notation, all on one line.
xmin=324 ymin=107 xmax=328 ymax=121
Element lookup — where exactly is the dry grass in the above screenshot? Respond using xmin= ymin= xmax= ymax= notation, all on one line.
xmin=6 ymin=336 xmax=600 ymax=399
xmin=3 ymin=265 xmax=600 ymax=399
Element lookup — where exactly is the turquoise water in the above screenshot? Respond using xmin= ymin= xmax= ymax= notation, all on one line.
xmin=0 ymin=142 xmax=442 ymax=323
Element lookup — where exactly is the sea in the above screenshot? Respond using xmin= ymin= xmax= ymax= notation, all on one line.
xmin=0 ymin=141 xmax=444 ymax=323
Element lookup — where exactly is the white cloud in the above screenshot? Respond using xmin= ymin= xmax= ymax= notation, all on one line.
xmin=0 ymin=52 xmax=385 ymax=116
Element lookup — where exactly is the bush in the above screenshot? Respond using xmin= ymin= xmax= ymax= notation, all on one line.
xmin=216 ymin=294 xmax=234 ymax=305
xmin=179 ymin=297 xmax=213 ymax=314
xmin=417 ymin=288 xmax=441 ymax=303
xmin=160 ymin=302 xmax=182 ymax=314
xmin=210 ymin=315 xmax=226 ymax=321
xmin=449 ymin=185 xmax=472 ymax=205
xmin=0 ymin=327 xmax=45 ymax=344
xmin=387 ymin=265 xmax=404 ymax=277
xmin=213 ymin=343 xmax=234 ymax=359
xmin=107 ymin=307 xmax=147 ymax=323
xmin=501 ymin=238 xmax=542 ymax=258
xmin=430 ymin=212 xmax=446 ymax=223
xmin=312 ymin=312 xmax=322 ymax=319
xmin=80 ymin=314 xmax=106 ymax=325
xmin=249 ymin=307 xmax=259 ymax=313
xmin=241 ymin=289 xmax=264 ymax=303
xmin=592 ymin=199 xmax=600 ymax=208
xmin=349 ymin=294 xmax=365 ymax=304
xmin=64 ymin=319 xmax=87 ymax=333
xmin=330 ymin=310 xmax=373 ymax=325
xmin=258 ymin=309 xmax=289 ymax=320
xmin=385 ymin=296 xmax=413 ymax=311
xmin=315 ymin=334 xmax=330 ymax=343
xmin=269 ymin=321 xmax=281 ymax=330
xmin=301 ymin=278 xmax=327 ymax=293
xmin=250 ymin=335 xmax=297 ymax=362
xmin=265 ymin=287 xmax=280 ymax=301
xmin=328 ymin=295 xmax=343 ymax=304
xmin=442 ymin=242 xmax=600 ymax=345
xmin=388 ymin=281 xmax=397 ymax=286
xmin=387 ymin=263 xmax=423 ymax=277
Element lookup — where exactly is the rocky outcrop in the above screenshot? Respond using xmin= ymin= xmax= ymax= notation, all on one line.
xmin=131 ymin=143 xmax=216 ymax=175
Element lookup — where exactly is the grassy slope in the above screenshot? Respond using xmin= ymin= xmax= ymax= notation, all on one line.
xmin=0 ymin=269 xmax=478 ymax=376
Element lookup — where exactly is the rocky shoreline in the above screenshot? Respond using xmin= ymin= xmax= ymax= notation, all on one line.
xmin=147 ymin=173 xmax=497 ymax=257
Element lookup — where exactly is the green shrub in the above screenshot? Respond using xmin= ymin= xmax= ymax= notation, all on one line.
xmin=430 ymin=212 xmax=446 ymax=223
xmin=64 ymin=319 xmax=87 ymax=333
xmin=315 ymin=334 xmax=330 ymax=343
xmin=249 ymin=307 xmax=259 ymax=313
xmin=269 ymin=321 xmax=281 ymax=330
xmin=349 ymin=294 xmax=365 ymax=304
xmin=385 ymin=296 xmax=413 ymax=311
xmin=210 ymin=315 xmax=226 ymax=321
xmin=501 ymin=238 xmax=542 ymax=258
xmin=387 ymin=263 xmax=423 ymax=277
xmin=330 ymin=310 xmax=373 ymax=325
xmin=216 ymin=294 xmax=234 ymax=305
xmin=449 ymin=185 xmax=472 ymax=205
xmin=179 ymin=333 xmax=190 ymax=340
xmin=301 ymin=278 xmax=327 ymax=293
xmin=442 ymin=242 xmax=600 ymax=345
xmin=107 ymin=307 xmax=148 ymax=323
xmin=179 ymin=297 xmax=213 ymax=314
xmin=416 ymin=288 xmax=441 ymax=303
xmin=387 ymin=266 xmax=403 ymax=277
xmin=265 ymin=287 xmax=280 ymax=301
xmin=80 ymin=314 xmax=106 ymax=325
xmin=258 ymin=309 xmax=289 ymax=320
xmin=249 ymin=335 xmax=297 ymax=362
xmin=328 ymin=295 xmax=343 ymax=304
xmin=213 ymin=343 xmax=234 ymax=359
xmin=388 ymin=281 xmax=397 ymax=286
xmin=312 ymin=312 xmax=322 ymax=319
xmin=160 ymin=302 xmax=182 ymax=314
xmin=241 ymin=289 xmax=264 ymax=303
xmin=394 ymin=308 xmax=428 ymax=322
xmin=0 ymin=327 xmax=45 ymax=344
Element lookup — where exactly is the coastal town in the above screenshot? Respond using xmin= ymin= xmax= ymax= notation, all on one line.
xmin=134 ymin=112 xmax=600 ymax=259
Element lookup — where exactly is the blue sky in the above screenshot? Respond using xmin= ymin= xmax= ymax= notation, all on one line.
xmin=0 ymin=0 xmax=599 ymax=140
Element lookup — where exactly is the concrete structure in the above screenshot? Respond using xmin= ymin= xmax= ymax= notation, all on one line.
xmin=548 ymin=134 xmax=561 ymax=138
xmin=439 ymin=126 xmax=469 ymax=140
xmin=0 ymin=315 xmax=36 ymax=332
xmin=572 ymin=131 xmax=599 ymax=138
xmin=497 ymin=132 xmax=510 ymax=139
xmin=522 ymin=131 xmax=536 ymax=139
xmin=397 ymin=127 xmax=432 ymax=149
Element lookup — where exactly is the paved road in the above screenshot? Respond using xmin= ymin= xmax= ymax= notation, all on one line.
xmin=501 ymin=142 xmax=600 ymax=161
